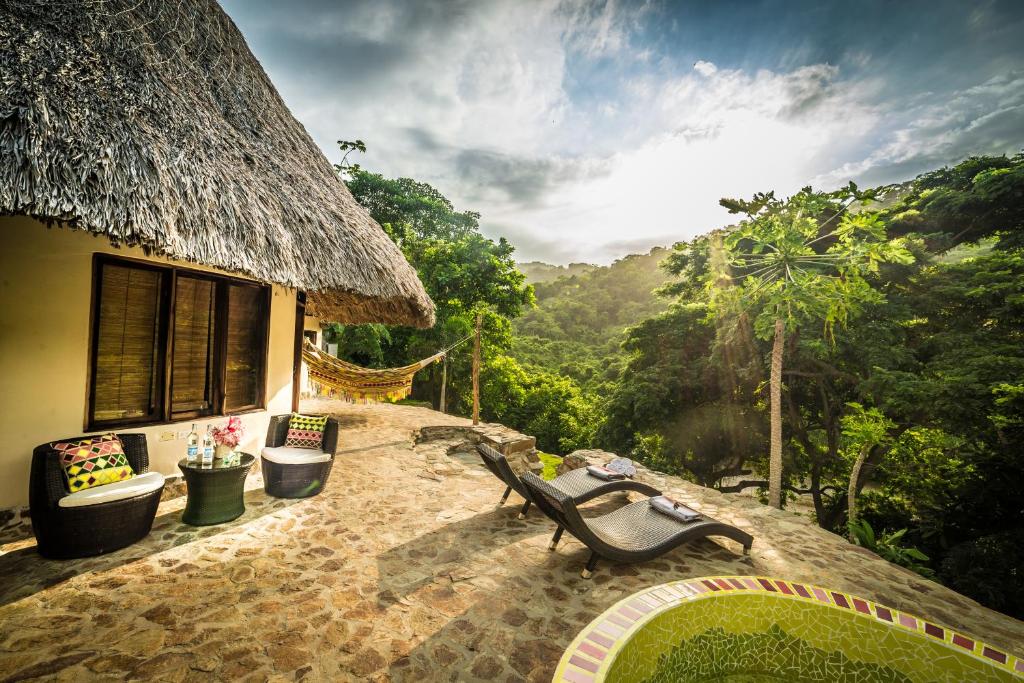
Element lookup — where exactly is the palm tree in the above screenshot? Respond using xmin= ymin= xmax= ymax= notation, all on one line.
xmin=713 ymin=185 xmax=912 ymax=508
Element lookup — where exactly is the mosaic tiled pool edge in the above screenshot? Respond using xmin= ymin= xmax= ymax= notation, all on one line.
xmin=552 ymin=576 xmax=1024 ymax=683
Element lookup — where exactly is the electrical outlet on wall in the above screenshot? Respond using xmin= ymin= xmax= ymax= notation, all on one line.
xmin=159 ymin=431 xmax=176 ymax=442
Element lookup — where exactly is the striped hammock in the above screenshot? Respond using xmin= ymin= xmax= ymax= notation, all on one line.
xmin=302 ymin=340 xmax=443 ymax=402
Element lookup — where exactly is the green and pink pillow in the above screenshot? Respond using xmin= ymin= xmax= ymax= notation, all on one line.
xmin=50 ymin=433 xmax=135 ymax=492
xmin=284 ymin=414 xmax=328 ymax=449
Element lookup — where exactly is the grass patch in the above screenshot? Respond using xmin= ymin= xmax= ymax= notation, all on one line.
xmin=538 ymin=451 xmax=561 ymax=480
xmin=394 ymin=398 xmax=433 ymax=408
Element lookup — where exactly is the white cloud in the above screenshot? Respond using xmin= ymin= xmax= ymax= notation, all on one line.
xmin=242 ymin=0 xmax=653 ymax=236
xmin=693 ymin=60 xmax=717 ymax=77
xmin=489 ymin=62 xmax=1022 ymax=263
xmin=561 ymin=0 xmax=628 ymax=56
xmin=253 ymin=1 xmax=582 ymax=167
xmin=811 ymin=71 xmax=1024 ymax=187
xmin=226 ymin=1 xmax=1024 ymax=264
xmin=482 ymin=62 xmax=883 ymax=262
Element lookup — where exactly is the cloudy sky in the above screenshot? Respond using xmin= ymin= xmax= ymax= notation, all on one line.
xmin=221 ymin=0 xmax=1024 ymax=264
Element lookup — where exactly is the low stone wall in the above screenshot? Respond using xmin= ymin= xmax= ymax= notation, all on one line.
xmin=555 ymin=448 xmax=617 ymax=476
xmin=416 ymin=423 xmax=542 ymax=476
xmin=0 ymin=506 xmax=32 ymax=546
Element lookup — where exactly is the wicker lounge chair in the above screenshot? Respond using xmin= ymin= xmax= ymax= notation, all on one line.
xmin=30 ymin=433 xmax=165 ymax=559
xmin=261 ymin=414 xmax=339 ymax=498
xmin=521 ymin=471 xmax=754 ymax=578
xmin=476 ymin=443 xmax=661 ymax=521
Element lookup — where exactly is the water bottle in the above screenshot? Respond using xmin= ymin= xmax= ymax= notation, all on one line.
xmin=201 ymin=426 xmax=215 ymax=466
xmin=187 ymin=424 xmax=199 ymax=464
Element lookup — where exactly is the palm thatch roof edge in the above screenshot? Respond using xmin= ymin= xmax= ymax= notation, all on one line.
xmin=0 ymin=0 xmax=435 ymax=328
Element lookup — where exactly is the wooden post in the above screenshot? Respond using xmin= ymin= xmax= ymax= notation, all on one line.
xmin=290 ymin=291 xmax=306 ymax=413
xmin=472 ymin=313 xmax=481 ymax=425
xmin=439 ymin=357 xmax=447 ymax=414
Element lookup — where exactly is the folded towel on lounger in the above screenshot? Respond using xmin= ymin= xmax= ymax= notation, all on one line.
xmin=606 ymin=457 xmax=637 ymax=478
xmin=586 ymin=465 xmax=626 ymax=481
xmin=649 ymin=496 xmax=703 ymax=523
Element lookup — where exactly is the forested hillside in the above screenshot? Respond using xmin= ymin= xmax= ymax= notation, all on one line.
xmin=333 ymin=148 xmax=1024 ymax=618
xmin=596 ymin=155 xmax=1024 ymax=617
xmin=512 ymin=248 xmax=670 ymax=393
xmin=517 ymin=261 xmax=596 ymax=284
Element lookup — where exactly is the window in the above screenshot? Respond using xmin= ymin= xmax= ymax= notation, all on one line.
xmin=171 ymin=276 xmax=217 ymax=418
xmin=88 ymin=256 xmax=270 ymax=429
xmin=90 ymin=263 xmax=168 ymax=425
xmin=223 ymin=283 xmax=269 ymax=412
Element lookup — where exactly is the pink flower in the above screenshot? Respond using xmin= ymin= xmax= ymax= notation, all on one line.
xmin=212 ymin=418 xmax=246 ymax=447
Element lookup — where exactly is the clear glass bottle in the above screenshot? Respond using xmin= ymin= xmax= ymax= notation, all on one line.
xmin=187 ymin=424 xmax=199 ymax=464
xmin=201 ymin=425 xmax=215 ymax=466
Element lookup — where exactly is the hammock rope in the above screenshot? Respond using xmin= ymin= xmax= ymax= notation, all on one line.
xmin=302 ymin=334 xmax=474 ymax=402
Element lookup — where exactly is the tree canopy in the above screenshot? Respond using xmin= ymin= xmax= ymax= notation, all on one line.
xmin=329 ymin=147 xmax=1024 ymax=619
xmin=600 ymin=154 xmax=1024 ymax=616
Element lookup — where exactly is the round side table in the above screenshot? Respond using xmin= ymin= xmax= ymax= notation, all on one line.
xmin=177 ymin=453 xmax=255 ymax=526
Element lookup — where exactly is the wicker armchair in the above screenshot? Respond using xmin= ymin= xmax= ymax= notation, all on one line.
xmin=261 ymin=415 xmax=339 ymax=498
xmin=29 ymin=433 xmax=164 ymax=559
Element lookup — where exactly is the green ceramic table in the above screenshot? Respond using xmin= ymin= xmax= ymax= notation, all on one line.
xmin=178 ymin=453 xmax=255 ymax=526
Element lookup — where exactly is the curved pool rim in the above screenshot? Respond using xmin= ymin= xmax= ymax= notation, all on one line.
xmin=553 ymin=575 xmax=1024 ymax=682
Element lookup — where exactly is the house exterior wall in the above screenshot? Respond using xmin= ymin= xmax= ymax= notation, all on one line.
xmin=301 ymin=314 xmax=323 ymax=397
xmin=0 ymin=216 xmax=297 ymax=510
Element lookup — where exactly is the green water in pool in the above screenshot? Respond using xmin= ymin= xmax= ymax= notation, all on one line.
xmin=704 ymin=676 xmax=791 ymax=682
xmin=695 ymin=676 xmax=790 ymax=682
xmin=643 ymin=625 xmax=912 ymax=683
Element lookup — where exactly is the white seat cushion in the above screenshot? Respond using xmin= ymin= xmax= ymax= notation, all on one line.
xmin=261 ymin=446 xmax=332 ymax=465
xmin=58 ymin=471 xmax=165 ymax=508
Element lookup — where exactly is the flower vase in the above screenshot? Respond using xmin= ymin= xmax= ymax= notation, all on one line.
xmin=215 ymin=444 xmax=236 ymax=462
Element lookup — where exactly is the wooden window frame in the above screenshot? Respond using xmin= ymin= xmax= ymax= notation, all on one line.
xmin=222 ymin=281 xmax=272 ymax=414
xmin=86 ymin=254 xmax=271 ymax=431
xmin=168 ymin=271 xmax=220 ymax=422
xmin=86 ymin=257 xmax=171 ymax=430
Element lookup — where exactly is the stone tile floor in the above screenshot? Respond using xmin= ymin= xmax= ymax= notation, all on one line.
xmin=1 ymin=400 xmax=1021 ymax=681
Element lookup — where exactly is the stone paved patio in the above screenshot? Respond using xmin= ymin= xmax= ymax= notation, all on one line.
xmin=1 ymin=400 xmax=1021 ymax=681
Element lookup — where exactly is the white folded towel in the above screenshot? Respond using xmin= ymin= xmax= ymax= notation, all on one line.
xmin=650 ymin=496 xmax=702 ymax=523
xmin=586 ymin=465 xmax=625 ymax=481
xmin=606 ymin=457 xmax=637 ymax=478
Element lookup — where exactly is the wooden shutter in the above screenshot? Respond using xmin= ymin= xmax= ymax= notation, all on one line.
xmin=223 ymin=283 xmax=268 ymax=411
xmin=91 ymin=262 xmax=165 ymax=424
xmin=171 ymin=276 xmax=216 ymax=416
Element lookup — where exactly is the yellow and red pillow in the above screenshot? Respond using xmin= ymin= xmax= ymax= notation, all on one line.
xmin=284 ymin=414 xmax=328 ymax=449
xmin=51 ymin=434 xmax=135 ymax=492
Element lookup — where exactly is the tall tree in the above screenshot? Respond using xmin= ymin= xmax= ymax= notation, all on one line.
xmin=841 ymin=402 xmax=895 ymax=531
xmin=715 ymin=186 xmax=912 ymax=508
xmin=332 ymin=143 xmax=534 ymax=412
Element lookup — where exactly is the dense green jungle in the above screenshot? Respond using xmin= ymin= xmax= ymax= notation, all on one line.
xmin=328 ymin=150 xmax=1024 ymax=619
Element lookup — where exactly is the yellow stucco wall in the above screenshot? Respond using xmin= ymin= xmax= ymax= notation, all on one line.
xmin=303 ymin=314 xmax=322 ymax=336
xmin=301 ymin=314 xmax=323 ymax=397
xmin=0 ymin=216 xmax=297 ymax=510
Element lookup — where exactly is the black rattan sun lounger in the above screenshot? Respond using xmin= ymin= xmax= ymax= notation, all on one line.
xmin=521 ymin=471 xmax=754 ymax=578
xmin=476 ymin=443 xmax=661 ymax=520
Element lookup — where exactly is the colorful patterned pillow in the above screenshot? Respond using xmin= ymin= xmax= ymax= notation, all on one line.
xmin=50 ymin=433 xmax=135 ymax=492
xmin=284 ymin=414 xmax=328 ymax=449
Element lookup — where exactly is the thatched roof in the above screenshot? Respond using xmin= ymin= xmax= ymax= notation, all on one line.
xmin=0 ymin=0 xmax=434 ymax=327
